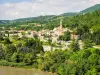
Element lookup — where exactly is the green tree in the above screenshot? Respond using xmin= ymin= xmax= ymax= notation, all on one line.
xmin=23 ymin=53 xmax=36 ymax=65
xmin=11 ymin=52 xmax=20 ymax=63
xmin=83 ymin=39 xmax=93 ymax=49
xmin=5 ymin=44 xmax=16 ymax=61
xmin=58 ymin=64 xmax=67 ymax=75
xmin=63 ymin=31 xmax=70 ymax=41
xmin=0 ymin=44 xmax=4 ymax=59
xmin=3 ymin=37 xmax=12 ymax=44
xmin=70 ymin=40 xmax=80 ymax=52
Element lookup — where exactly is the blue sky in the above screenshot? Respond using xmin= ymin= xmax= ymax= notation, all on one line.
xmin=0 ymin=0 xmax=100 ymax=20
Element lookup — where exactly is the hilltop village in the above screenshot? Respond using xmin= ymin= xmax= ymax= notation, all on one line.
xmin=1 ymin=19 xmax=83 ymax=51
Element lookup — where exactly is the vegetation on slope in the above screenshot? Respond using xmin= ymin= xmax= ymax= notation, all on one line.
xmin=0 ymin=34 xmax=100 ymax=75
xmin=80 ymin=4 xmax=100 ymax=13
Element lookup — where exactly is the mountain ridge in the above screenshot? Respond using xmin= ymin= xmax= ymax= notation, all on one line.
xmin=0 ymin=4 xmax=100 ymax=24
xmin=80 ymin=4 xmax=100 ymax=13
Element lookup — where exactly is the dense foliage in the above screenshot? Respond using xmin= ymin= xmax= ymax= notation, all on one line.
xmin=0 ymin=33 xmax=100 ymax=75
xmin=37 ymin=48 xmax=100 ymax=75
xmin=0 ymin=35 xmax=44 ymax=67
xmin=58 ymin=31 xmax=70 ymax=41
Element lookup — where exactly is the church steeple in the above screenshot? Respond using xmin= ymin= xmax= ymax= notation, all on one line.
xmin=58 ymin=19 xmax=63 ymax=35
xmin=59 ymin=19 xmax=63 ymax=30
xmin=60 ymin=19 xmax=62 ymax=26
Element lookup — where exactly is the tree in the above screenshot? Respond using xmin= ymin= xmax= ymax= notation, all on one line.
xmin=58 ymin=31 xmax=70 ymax=41
xmin=58 ymin=64 xmax=67 ymax=75
xmin=86 ymin=68 xmax=97 ymax=75
xmin=82 ymin=49 xmax=92 ymax=58
xmin=33 ymin=34 xmax=38 ymax=39
xmin=83 ymin=39 xmax=93 ymax=49
xmin=11 ymin=52 xmax=20 ymax=63
xmin=70 ymin=40 xmax=80 ymax=52
xmin=63 ymin=31 xmax=70 ymax=41
xmin=5 ymin=44 xmax=16 ymax=61
xmin=0 ymin=32 xmax=4 ymax=41
xmin=88 ymin=54 xmax=99 ymax=65
xmin=58 ymin=35 xmax=64 ymax=41
xmin=0 ymin=44 xmax=4 ymax=59
xmin=48 ymin=38 xmax=53 ymax=51
xmin=23 ymin=53 xmax=36 ymax=65
xmin=3 ymin=37 xmax=12 ymax=44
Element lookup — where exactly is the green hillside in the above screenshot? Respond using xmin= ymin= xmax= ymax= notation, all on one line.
xmin=80 ymin=4 xmax=100 ymax=13
xmin=0 ymin=20 xmax=10 ymax=24
xmin=60 ymin=12 xmax=78 ymax=16
xmin=0 ymin=4 xmax=100 ymax=25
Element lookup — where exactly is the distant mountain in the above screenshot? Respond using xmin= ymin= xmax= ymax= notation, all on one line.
xmin=0 ymin=20 xmax=10 ymax=24
xmin=80 ymin=4 xmax=100 ymax=13
xmin=0 ymin=4 xmax=100 ymax=25
xmin=60 ymin=12 xmax=78 ymax=16
xmin=0 ymin=15 xmax=56 ymax=25
xmin=12 ymin=15 xmax=56 ymax=24
xmin=13 ymin=15 xmax=55 ymax=22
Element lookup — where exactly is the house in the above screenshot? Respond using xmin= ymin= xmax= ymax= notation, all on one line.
xmin=70 ymin=32 xmax=80 ymax=40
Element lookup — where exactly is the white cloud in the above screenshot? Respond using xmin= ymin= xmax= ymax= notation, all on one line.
xmin=0 ymin=0 xmax=100 ymax=20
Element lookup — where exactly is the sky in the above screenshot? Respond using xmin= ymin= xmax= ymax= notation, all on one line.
xmin=0 ymin=0 xmax=100 ymax=20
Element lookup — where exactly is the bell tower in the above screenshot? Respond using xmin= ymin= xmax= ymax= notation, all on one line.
xmin=60 ymin=19 xmax=62 ymax=30
xmin=59 ymin=19 xmax=63 ymax=35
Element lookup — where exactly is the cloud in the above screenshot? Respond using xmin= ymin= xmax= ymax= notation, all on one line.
xmin=0 ymin=0 xmax=100 ymax=20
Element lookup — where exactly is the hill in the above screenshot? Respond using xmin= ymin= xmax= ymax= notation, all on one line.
xmin=0 ymin=4 xmax=100 ymax=25
xmin=80 ymin=4 xmax=100 ymax=13
xmin=60 ymin=12 xmax=78 ymax=16
xmin=0 ymin=20 xmax=10 ymax=24
xmin=13 ymin=15 xmax=56 ymax=23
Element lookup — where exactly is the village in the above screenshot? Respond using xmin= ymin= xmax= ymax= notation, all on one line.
xmin=0 ymin=19 xmax=84 ymax=51
xmin=0 ymin=1 xmax=100 ymax=74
